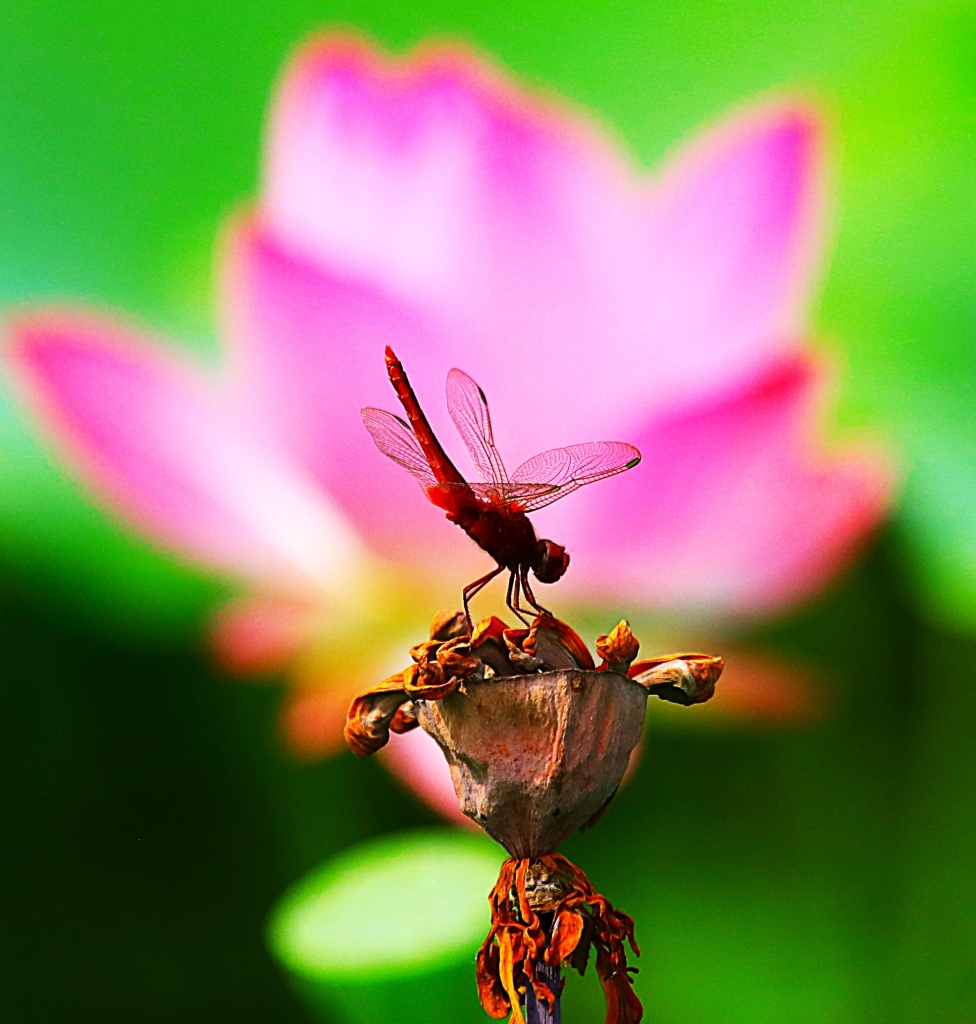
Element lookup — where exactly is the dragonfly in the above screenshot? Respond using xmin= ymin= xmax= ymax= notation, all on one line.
xmin=362 ymin=347 xmax=641 ymax=627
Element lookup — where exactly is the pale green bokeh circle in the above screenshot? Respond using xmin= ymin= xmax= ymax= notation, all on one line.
xmin=269 ymin=829 xmax=503 ymax=982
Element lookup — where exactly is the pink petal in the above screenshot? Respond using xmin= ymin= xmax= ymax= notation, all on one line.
xmin=281 ymin=684 xmax=354 ymax=758
xmin=7 ymin=311 xmax=362 ymax=590
xmin=221 ymin=220 xmax=502 ymax=578
xmin=258 ymin=34 xmax=650 ymax=446
xmin=210 ymin=594 xmax=322 ymax=674
xmin=559 ymin=355 xmax=895 ymax=616
xmin=625 ymin=101 xmax=827 ymax=410
xmin=260 ymin=36 xmax=826 ymax=440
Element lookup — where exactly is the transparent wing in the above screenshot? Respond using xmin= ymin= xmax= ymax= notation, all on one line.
xmin=361 ymin=407 xmax=437 ymax=490
xmin=469 ymin=481 xmax=558 ymax=505
xmin=445 ymin=368 xmax=509 ymax=484
xmin=427 ymin=481 xmax=556 ymax=507
xmin=511 ymin=442 xmax=641 ymax=511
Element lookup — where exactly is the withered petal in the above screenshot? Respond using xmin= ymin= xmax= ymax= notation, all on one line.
xmin=503 ymin=627 xmax=543 ymax=672
xmin=596 ymin=942 xmax=643 ymax=1024
xmin=524 ymin=615 xmax=589 ymax=671
xmin=389 ymin=702 xmax=420 ymax=734
xmin=568 ymin=915 xmax=596 ymax=976
xmin=409 ymin=639 xmax=441 ymax=665
xmin=546 ymin=908 xmax=585 ymax=965
xmin=437 ymin=637 xmax=480 ymax=677
xmin=498 ymin=933 xmax=527 ymax=1024
xmin=403 ymin=662 xmax=459 ymax=701
xmin=629 ymin=653 xmax=723 ymax=705
xmin=476 ymin=940 xmax=510 ymax=1019
xmin=595 ymin=621 xmax=640 ymax=673
xmin=472 ymin=615 xmax=511 ymax=647
xmin=429 ymin=609 xmax=468 ymax=642
xmin=483 ymin=856 xmax=642 ymax=1024
xmin=534 ymin=615 xmax=596 ymax=670
xmin=342 ymin=670 xmax=412 ymax=757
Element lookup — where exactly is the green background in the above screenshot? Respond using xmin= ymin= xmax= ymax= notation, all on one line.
xmin=0 ymin=1 xmax=974 ymax=1021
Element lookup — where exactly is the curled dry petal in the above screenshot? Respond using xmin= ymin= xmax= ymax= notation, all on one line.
xmin=478 ymin=854 xmax=642 ymax=1024
xmin=547 ymin=907 xmax=585 ymax=965
xmin=342 ymin=610 xmax=488 ymax=758
xmin=430 ymin=608 xmax=468 ymax=642
xmin=504 ymin=627 xmax=543 ymax=672
xmin=596 ymin=943 xmax=644 ymax=1024
xmin=629 ymin=652 xmax=724 ymax=705
xmin=389 ymin=701 xmax=419 ymax=735
xmin=472 ymin=616 xmax=509 ymax=646
xmin=403 ymin=662 xmax=461 ymax=701
xmin=529 ymin=615 xmax=596 ymax=670
xmin=472 ymin=615 xmax=519 ymax=677
xmin=595 ymin=621 xmax=641 ymax=673
xmin=476 ymin=941 xmax=509 ymax=1019
xmin=436 ymin=637 xmax=480 ymax=677
xmin=409 ymin=639 xmax=440 ymax=664
xmin=343 ymin=670 xmax=413 ymax=757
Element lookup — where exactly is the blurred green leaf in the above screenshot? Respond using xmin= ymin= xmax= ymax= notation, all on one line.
xmin=269 ymin=828 xmax=502 ymax=1023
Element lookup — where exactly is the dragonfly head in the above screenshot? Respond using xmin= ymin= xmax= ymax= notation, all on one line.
xmin=532 ymin=539 xmax=570 ymax=584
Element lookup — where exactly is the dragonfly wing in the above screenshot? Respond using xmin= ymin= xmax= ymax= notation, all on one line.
xmin=511 ymin=442 xmax=642 ymax=511
xmin=467 ymin=481 xmax=558 ymax=506
xmin=445 ymin=368 xmax=509 ymax=484
xmin=361 ymin=407 xmax=438 ymax=490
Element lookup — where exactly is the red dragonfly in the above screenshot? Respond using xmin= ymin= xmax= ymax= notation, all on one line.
xmin=362 ymin=347 xmax=641 ymax=626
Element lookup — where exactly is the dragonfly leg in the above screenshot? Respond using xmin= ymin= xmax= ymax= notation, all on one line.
xmin=508 ymin=569 xmax=532 ymax=626
xmin=463 ymin=564 xmax=505 ymax=632
xmin=520 ymin=566 xmax=551 ymax=619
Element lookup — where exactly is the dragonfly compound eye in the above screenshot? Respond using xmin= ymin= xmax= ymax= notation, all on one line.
xmin=533 ymin=540 xmax=570 ymax=583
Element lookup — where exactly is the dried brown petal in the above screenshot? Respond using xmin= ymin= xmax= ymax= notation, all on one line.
xmin=532 ymin=614 xmax=596 ymax=670
xmin=596 ymin=621 xmax=640 ymax=674
xmin=596 ymin=942 xmax=643 ymax=1024
xmin=504 ymin=627 xmax=543 ymax=672
xmin=408 ymin=639 xmax=440 ymax=665
xmin=567 ymin=914 xmax=595 ymax=975
xmin=389 ymin=701 xmax=419 ymax=734
xmin=479 ymin=855 xmax=642 ymax=1024
xmin=523 ymin=616 xmax=587 ymax=671
xmin=547 ymin=907 xmax=585 ymax=964
xmin=436 ymin=636 xmax=480 ymax=678
xmin=343 ymin=671 xmax=412 ymax=758
xmin=498 ymin=931 xmax=526 ymax=1024
xmin=403 ymin=661 xmax=459 ymax=701
xmin=429 ymin=609 xmax=468 ymax=642
xmin=476 ymin=941 xmax=510 ymax=1019
xmin=472 ymin=615 xmax=509 ymax=646
xmin=629 ymin=652 xmax=723 ymax=705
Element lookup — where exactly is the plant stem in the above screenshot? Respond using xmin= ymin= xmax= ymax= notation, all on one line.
xmin=526 ymin=960 xmax=561 ymax=1024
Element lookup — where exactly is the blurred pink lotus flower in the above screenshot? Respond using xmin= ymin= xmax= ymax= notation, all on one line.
xmin=6 ymin=35 xmax=892 ymax=818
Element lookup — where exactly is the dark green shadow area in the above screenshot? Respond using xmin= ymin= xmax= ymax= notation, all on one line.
xmin=0 ymin=563 xmax=432 ymax=1024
